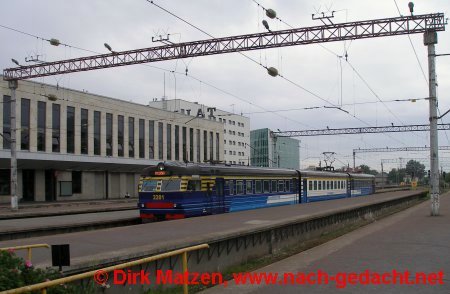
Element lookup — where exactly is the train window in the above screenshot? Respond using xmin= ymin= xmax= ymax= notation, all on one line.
xmin=141 ymin=180 xmax=158 ymax=192
xmin=160 ymin=179 xmax=181 ymax=192
xmin=187 ymin=180 xmax=201 ymax=191
xmin=229 ymin=180 xmax=235 ymax=195
xmin=337 ymin=181 xmax=340 ymax=189
xmin=285 ymin=180 xmax=290 ymax=192
xmin=246 ymin=181 xmax=253 ymax=194
xmin=255 ymin=180 xmax=262 ymax=193
xmin=236 ymin=181 xmax=244 ymax=195
xmin=326 ymin=181 xmax=329 ymax=190
xmin=308 ymin=181 xmax=313 ymax=191
xmin=318 ymin=180 xmax=322 ymax=190
xmin=271 ymin=180 xmax=277 ymax=192
xmin=331 ymin=181 xmax=334 ymax=189
xmin=263 ymin=180 xmax=270 ymax=193
xmin=278 ymin=180 xmax=284 ymax=192
xmin=322 ymin=181 xmax=326 ymax=190
xmin=313 ymin=180 xmax=317 ymax=190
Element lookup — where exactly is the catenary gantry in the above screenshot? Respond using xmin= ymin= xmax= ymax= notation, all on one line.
xmin=274 ymin=124 xmax=450 ymax=137
xmin=2 ymin=13 xmax=446 ymax=81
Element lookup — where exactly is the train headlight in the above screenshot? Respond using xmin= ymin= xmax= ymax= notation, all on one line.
xmin=157 ymin=162 xmax=165 ymax=171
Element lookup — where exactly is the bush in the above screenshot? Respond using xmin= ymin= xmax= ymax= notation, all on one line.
xmin=0 ymin=250 xmax=76 ymax=293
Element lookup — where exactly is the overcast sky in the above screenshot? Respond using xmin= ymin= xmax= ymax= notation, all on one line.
xmin=1 ymin=0 xmax=450 ymax=171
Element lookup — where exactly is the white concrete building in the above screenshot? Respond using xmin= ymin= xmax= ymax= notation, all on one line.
xmin=0 ymin=78 xmax=224 ymax=202
xmin=149 ymin=99 xmax=250 ymax=165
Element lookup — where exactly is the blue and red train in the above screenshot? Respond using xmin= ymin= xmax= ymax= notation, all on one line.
xmin=138 ymin=162 xmax=375 ymax=221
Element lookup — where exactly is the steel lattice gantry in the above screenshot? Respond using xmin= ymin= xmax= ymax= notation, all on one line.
xmin=352 ymin=146 xmax=450 ymax=169
xmin=2 ymin=13 xmax=446 ymax=81
xmin=274 ymin=124 xmax=450 ymax=137
xmin=354 ymin=146 xmax=450 ymax=154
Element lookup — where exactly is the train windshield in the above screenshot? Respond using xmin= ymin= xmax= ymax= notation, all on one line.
xmin=161 ymin=179 xmax=182 ymax=192
xmin=141 ymin=180 xmax=158 ymax=192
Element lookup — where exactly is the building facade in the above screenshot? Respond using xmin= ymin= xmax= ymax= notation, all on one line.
xmin=148 ymin=99 xmax=250 ymax=165
xmin=0 ymin=78 xmax=224 ymax=202
xmin=250 ymin=128 xmax=300 ymax=169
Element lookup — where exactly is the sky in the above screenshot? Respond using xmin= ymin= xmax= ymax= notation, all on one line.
xmin=1 ymin=0 xmax=450 ymax=172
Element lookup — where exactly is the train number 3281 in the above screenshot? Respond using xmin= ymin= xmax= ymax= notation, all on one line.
xmin=153 ymin=194 xmax=165 ymax=200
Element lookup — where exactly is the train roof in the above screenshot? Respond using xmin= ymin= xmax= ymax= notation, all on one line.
xmin=141 ymin=162 xmax=375 ymax=179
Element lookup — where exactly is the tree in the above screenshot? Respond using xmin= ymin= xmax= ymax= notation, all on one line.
xmin=359 ymin=164 xmax=378 ymax=175
xmin=405 ymin=160 xmax=425 ymax=179
xmin=387 ymin=168 xmax=406 ymax=184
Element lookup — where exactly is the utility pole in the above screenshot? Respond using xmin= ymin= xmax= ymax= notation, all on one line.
xmin=424 ymin=31 xmax=440 ymax=216
xmin=9 ymin=80 xmax=18 ymax=210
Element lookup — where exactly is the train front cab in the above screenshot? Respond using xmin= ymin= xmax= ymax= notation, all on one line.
xmin=139 ymin=169 xmax=228 ymax=221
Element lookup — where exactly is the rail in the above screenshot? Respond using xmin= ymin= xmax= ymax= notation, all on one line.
xmin=0 ymin=243 xmax=50 ymax=263
xmin=2 ymin=243 xmax=209 ymax=294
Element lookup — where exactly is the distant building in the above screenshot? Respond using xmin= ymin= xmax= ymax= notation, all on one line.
xmin=0 ymin=78 xmax=224 ymax=202
xmin=148 ymin=98 xmax=250 ymax=165
xmin=250 ymin=128 xmax=300 ymax=169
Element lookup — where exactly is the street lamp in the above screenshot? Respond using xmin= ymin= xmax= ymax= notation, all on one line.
xmin=8 ymin=79 xmax=18 ymax=210
xmin=104 ymin=43 xmax=116 ymax=54
xmin=11 ymin=59 xmax=21 ymax=66
xmin=171 ymin=70 xmax=177 ymax=100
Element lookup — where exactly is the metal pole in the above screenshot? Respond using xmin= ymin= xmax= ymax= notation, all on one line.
xmin=381 ymin=162 xmax=384 ymax=189
xmin=424 ymin=31 xmax=439 ymax=216
xmin=182 ymin=251 xmax=188 ymax=294
xmin=353 ymin=151 xmax=356 ymax=170
xmin=9 ymin=80 xmax=18 ymax=211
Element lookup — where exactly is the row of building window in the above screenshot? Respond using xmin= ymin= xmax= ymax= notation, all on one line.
xmin=224 ymin=129 xmax=246 ymax=137
xmin=1 ymin=96 xmax=221 ymax=162
xmin=218 ymin=118 xmax=245 ymax=127
xmin=224 ymin=150 xmax=246 ymax=157
xmin=225 ymin=140 xmax=246 ymax=146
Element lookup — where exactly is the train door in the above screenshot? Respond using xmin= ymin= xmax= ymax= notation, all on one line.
xmin=212 ymin=178 xmax=225 ymax=214
xmin=292 ymin=178 xmax=299 ymax=204
xmin=347 ymin=175 xmax=353 ymax=197
xmin=302 ymin=179 xmax=307 ymax=203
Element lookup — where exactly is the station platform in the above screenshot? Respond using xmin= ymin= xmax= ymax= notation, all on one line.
xmin=0 ymin=198 xmax=137 ymax=220
xmin=0 ymin=190 xmax=425 ymax=275
xmin=202 ymin=192 xmax=450 ymax=294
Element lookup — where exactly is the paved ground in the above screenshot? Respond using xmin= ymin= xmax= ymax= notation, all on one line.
xmin=0 ymin=198 xmax=138 ymax=219
xmin=0 ymin=190 xmax=423 ymax=272
xmin=202 ymin=193 xmax=450 ymax=294
xmin=0 ymin=210 xmax=139 ymax=233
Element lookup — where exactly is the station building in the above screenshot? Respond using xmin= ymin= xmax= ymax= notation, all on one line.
xmin=250 ymin=128 xmax=300 ymax=169
xmin=0 ymin=78 xmax=224 ymax=202
xmin=148 ymin=98 xmax=250 ymax=166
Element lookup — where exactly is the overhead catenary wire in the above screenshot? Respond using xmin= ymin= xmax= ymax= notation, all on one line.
xmin=247 ymin=0 xmax=412 ymax=147
xmin=146 ymin=0 xmax=407 ymax=148
xmin=241 ymin=97 xmax=430 ymax=115
xmin=392 ymin=0 xmax=450 ymax=145
xmin=0 ymin=22 xmax=289 ymax=127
